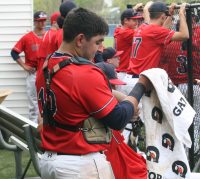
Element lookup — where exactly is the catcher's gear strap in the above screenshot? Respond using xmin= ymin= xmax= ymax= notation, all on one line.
xmin=42 ymin=54 xmax=112 ymax=132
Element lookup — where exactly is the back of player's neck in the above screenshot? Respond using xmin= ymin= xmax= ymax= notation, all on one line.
xmin=57 ymin=42 xmax=75 ymax=57
xmin=149 ymin=19 xmax=161 ymax=26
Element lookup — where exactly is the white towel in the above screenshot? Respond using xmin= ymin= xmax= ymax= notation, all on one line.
xmin=141 ymin=68 xmax=195 ymax=179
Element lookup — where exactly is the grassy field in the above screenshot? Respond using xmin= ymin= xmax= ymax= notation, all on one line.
xmin=103 ymin=36 xmax=114 ymax=48
xmin=0 ymin=150 xmax=38 ymax=178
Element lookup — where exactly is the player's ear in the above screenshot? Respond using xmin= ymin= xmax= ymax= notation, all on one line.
xmin=161 ymin=13 xmax=166 ymax=20
xmin=75 ymin=34 xmax=85 ymax=48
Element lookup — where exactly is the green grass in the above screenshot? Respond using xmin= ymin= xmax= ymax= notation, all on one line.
xmin=0 ymin=150 xmax=38 ymax=178
xmin=103 ymin=36 xmax=114 ymax=48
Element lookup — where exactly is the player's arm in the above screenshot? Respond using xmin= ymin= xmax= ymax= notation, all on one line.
xmin=101 ymin=75 xmax=151 ymax=130
xmin=171 ymin=3 xmax=189 ymax=41
xmin=143 ymin=1 xmax=153 ymax=24
xmin=163 ymin=3 xmax=176 ymax=29
xmin=112 ymin=90 xmax=127 ymax=102
xmin=133 ymin=3 xmax=143 ymax=11
xmin=10 ymin=49 xmax=35 ymax=73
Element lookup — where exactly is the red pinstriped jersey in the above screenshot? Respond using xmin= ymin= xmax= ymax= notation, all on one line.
xmin=159 ymin=25 xmax=200 ymax=85
xmin=159 ymin=41 xmax=188 ymax=85
xmin=128 ymin=23 xmax=175 ymax=75
xmin=12 ymin=31 xmax=43 ymax=68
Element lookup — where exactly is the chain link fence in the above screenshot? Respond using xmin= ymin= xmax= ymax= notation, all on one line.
xmin=160 ymin=4 xmax=200 ymax=169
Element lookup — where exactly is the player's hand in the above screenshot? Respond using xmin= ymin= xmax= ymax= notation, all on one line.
xmin=37 ymin=121 xmax=43 ymax=132
xmin=179 ymin=3 xmax=187 ymax=15
xmin=138 ymin=75 xmax=153 ymax=92
xmin=195 ymin=79 xmax=200 ymax=86
xmin=169 ymin=3 xmax=176 ymax=16
xmin=23 ymin=64 xmax=36 ymax=73
xmin=143 ymin=1 xmax=153 ymax=11
xmin=133 ymin=3 xmax=143 ymax=11
xmin=132 ymin=106 xmax=140 ymax=121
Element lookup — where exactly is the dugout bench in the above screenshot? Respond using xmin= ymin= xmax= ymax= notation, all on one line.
xmin=0 ymin=104 xmax=41 ymax=179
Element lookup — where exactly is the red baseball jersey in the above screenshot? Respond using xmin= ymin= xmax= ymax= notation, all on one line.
xmin=159 ymin=41 xmax=188 ymax=85
xmin=37 ymin=28 xmax=58 ymax=69
xmin=159 ymin=25 xmax=200 ymax=85
xmin=192 ymin=25 xmax=200 ymax=77
xmin=12 ymin=31 xmax=43 ymax=68
xmin=54 ymin=28 xmax=63 ymax=50
xmin=114 ymin=26 xmax=136 ymax=72
xmin=36 ymin=53 xmax=118 ymax=154
xmin=128 ymin=23 xmax=175 ymax=75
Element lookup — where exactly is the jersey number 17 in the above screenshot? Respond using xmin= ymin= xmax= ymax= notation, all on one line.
xmin=131 ymin=37 xmax=142 ymax=58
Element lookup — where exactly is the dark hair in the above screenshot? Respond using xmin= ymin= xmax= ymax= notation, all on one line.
xmin=59 ymin=0 xmax=76 ymax=18
xmin=57 ymin=15 xmax=64 ymax=28
xmin=63 ymin=8 xmax=109 ymax=42
xmin=127 ymin=4 xmax=133 ymax=9
xmin=149 ymin=12 xmax=164 ymax=19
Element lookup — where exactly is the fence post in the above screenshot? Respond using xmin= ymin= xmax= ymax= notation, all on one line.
xmin=186 ymin=7 xmax=194 ymax=170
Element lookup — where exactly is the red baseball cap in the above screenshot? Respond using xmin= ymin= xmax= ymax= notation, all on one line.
xmin=96 ymin=62 xmax=126 ymax=85
xmin=50 ymin=11 xmax=60 ymax=25
xmin=121 ymin=9 xmax=143 ymax=21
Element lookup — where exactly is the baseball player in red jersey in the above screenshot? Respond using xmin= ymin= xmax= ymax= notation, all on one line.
xmin=128 ymin=2 xmax=189 ymax=75
xmin=159 ymin=15 xmax=200 ymax=85
xmin=160 ymin=19 xmax=200 ymax=155
xmin=51 ymin=1 xmax=77 ymax=52
xmin=159 ymin=41 xmax=188 ymax=85
xmin=114 ymin=9 xmax=143 ymax=75
xmin=117 ymin=2 xmax=189 ymax=146
xmin=10 ymin=11 xmax=47 ymax=123
xmin=36 ymin=8 xmax=151 ymax=179
xmin=38 ymin=12 xmax=60 ymax=69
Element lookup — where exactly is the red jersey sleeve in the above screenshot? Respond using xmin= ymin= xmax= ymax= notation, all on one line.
xmin=13 ymin=35 xmax=25 ymax=53
xmin=77 ymin=67 xmax=118 ymax=119
xmin=150 ymin=26 xmax=174 ymax=46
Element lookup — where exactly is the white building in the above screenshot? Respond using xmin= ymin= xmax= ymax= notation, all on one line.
xmin=0 ymin=0 xmax=33 ymax=118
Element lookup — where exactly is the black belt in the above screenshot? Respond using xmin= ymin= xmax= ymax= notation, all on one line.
xmin=57 ymin=151 xmax=104 ymax=156
xmin=57 ymin=153 xmax=81 ymax=156
xmin=132 ymin=74 xmax=139 ymax=78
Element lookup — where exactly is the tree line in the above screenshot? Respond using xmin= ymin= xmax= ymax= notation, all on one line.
xmin=34 ymin=0 xmax=198 ymax=24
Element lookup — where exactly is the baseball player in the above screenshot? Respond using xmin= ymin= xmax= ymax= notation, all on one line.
xmin=36 ymin=8 xmax=151 ymax=179
xmin=96 ymin=61 xmax=127 ymax=89
xmin=128 ymin=2 xmax=189 ymax=76
xmin=52 ymin=0 xmax=77 ymax=51
xmin=160 ymin=18 xmax=200 ymax=156
xmin=116 ymin=2 xmax=189 ymax=146
xmin=114 ymin=8 xmax=143 ymax=81
xmin=96 ymin=62 xmax=147 ymax=179
xmin=38 ymin=11 xmax=60 ymax=69
xmin=102 ymin=47 xmax=123 ymax=68
xmin=10 ymin=11 xmax=47 ymax=123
